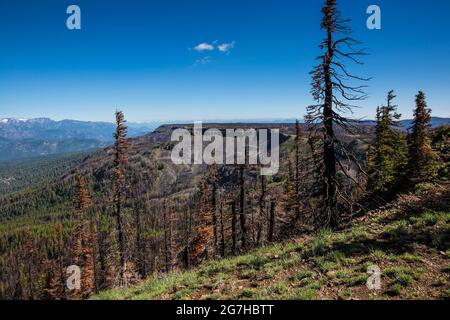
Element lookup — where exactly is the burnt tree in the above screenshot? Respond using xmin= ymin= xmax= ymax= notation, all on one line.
xmin=113 ymin=110 xmax=129 ymax=280
xmin=307 ymin=0 xmax=369 ymax=228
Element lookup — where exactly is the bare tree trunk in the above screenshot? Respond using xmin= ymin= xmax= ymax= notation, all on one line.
xmin=231 ymin=202 xmax=237 ymax=256
xmin=294 ymin=120 xmax=302 ymax=221
xmin=219 ymin=197 xmax=226 ymax=257
xmin=323 ymin=27 xmax=338 ymax=228
xmin=211 ymin=177 xmax=218 ymax=255
xmin=135 ymin=204 xmax=143 ymax=278
xmin=163 ymin=197 xmax=173 ymax=273
xmin=257 ymin=175 xmax=266 ymax=245
xmin=116 ymin=191 xmax=126 ymax=279
xmin=268 ymin=201 xmax=276 ymax=242
xmin=239 ymin=165 xmax=247 ymax=248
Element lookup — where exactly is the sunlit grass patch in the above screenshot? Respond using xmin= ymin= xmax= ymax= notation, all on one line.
xmin=400 ymin=252 xmax=422 ymax=263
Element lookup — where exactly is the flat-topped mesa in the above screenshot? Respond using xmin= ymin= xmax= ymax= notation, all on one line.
xmin=170 ymin=122 xmax=281 ymax=175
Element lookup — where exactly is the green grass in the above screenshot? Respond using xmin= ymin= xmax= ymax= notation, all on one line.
xmin=93 ymin=209 xmax=450 ymax=300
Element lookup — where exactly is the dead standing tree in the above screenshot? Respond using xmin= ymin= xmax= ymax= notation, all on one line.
xmin=162 ymin=196 xmax=173 ymax=273
xmin=113 ymin=111 xmax=129 ymax=282
xmin=238 ymin=165 xmax=247 ymax=249
xmin=208 ymin=164 xmax=219 ymax=255
xmin=71 ymin=170 xmax=94 ymax=298
xmin=307 ymin=0 xmax=369 ymax=229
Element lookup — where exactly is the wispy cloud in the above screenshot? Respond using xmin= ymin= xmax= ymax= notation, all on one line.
xmin=193 ymin=42 xmax=215 ymax=52
xmin=218 ymin=41 xmax=235 ymax=53
xmin=194 ymin=56 xmax=212 ymax=66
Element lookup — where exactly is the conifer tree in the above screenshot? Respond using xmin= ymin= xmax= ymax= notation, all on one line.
xmin=367 ymin=91 xmax=407 ymax=194
xmin=113 ymin=111 xmax=129 ymax=281
xmin=73 ymin=170 xmax=91 ymax=266
xmin=82 ymin=220 xmax=96 ymax=297
xmin=72 ymin=170 xmax=93 ymax=298
xmin=42 ymin=259 xmax=60 ymax=300
xmin=190 ymin=180 xmax=213 ymax=265
xmin=407 ymin=91 xmax=437 ymax=184
xmin=307 ymin=0 xmax=369 ymax=228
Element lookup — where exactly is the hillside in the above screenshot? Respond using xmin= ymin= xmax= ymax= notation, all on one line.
xmin=0 ymin=122 xmax=370 ymax=299
xmin=93 ymin=182 xmax=450 ymax=300
xmin=0 ymin=121 xmax=447 ymax=300
xmin=0 ymin=152 xmax=90 ymax=195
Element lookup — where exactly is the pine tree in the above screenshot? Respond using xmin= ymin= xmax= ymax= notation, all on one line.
xmin=113 ymin=110 xmax=129 ymax=281
xmin=367 ymin=91 xmax=407 ymax=194
xmin=72 ymin=170 xmax=93 ymax=298
xmin=407 ymin=91 xmax=437 ymax=184
xmin=190 ymin=180 xmax=213 ymax=265
xmin=81 ymin=219 xmax=96 ymax=297
xmin=42 ymin=259 xmax=60 ymax=300
xmin=307 ymin=0 xmax=369 ymax=228
xmin=73 ymin=170 xmax=91 ymax=266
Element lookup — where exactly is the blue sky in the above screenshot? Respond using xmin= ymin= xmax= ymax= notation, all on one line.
xmin=0 ymin=0 xmax=449 ymax=122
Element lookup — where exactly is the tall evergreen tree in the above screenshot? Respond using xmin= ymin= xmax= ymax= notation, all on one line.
xmin=367 ymin=91 xmax=407 ymax=194
xmin=407 ymin=91 xmax=437 ymax=183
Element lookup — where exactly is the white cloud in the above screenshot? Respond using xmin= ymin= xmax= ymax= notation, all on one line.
xmin=193 ymin=42 xmax=214 ymax=52
xmin=218 ymin=41 xmax=235 ymax=53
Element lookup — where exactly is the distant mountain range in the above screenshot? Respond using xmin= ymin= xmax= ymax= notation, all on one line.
xmin=0 ymin=116 xmax=448 ymax=161
xmin=357 ymin=117 xmax=450 ymax=130
xmin=0 ymin=118 xmax=159 ymax=161
xmin=0 ymin=118 xmax=160 ymax=141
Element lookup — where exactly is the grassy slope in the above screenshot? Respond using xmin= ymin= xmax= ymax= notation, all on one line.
xmin=94 ymin=183 xmax=450 ymax=301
